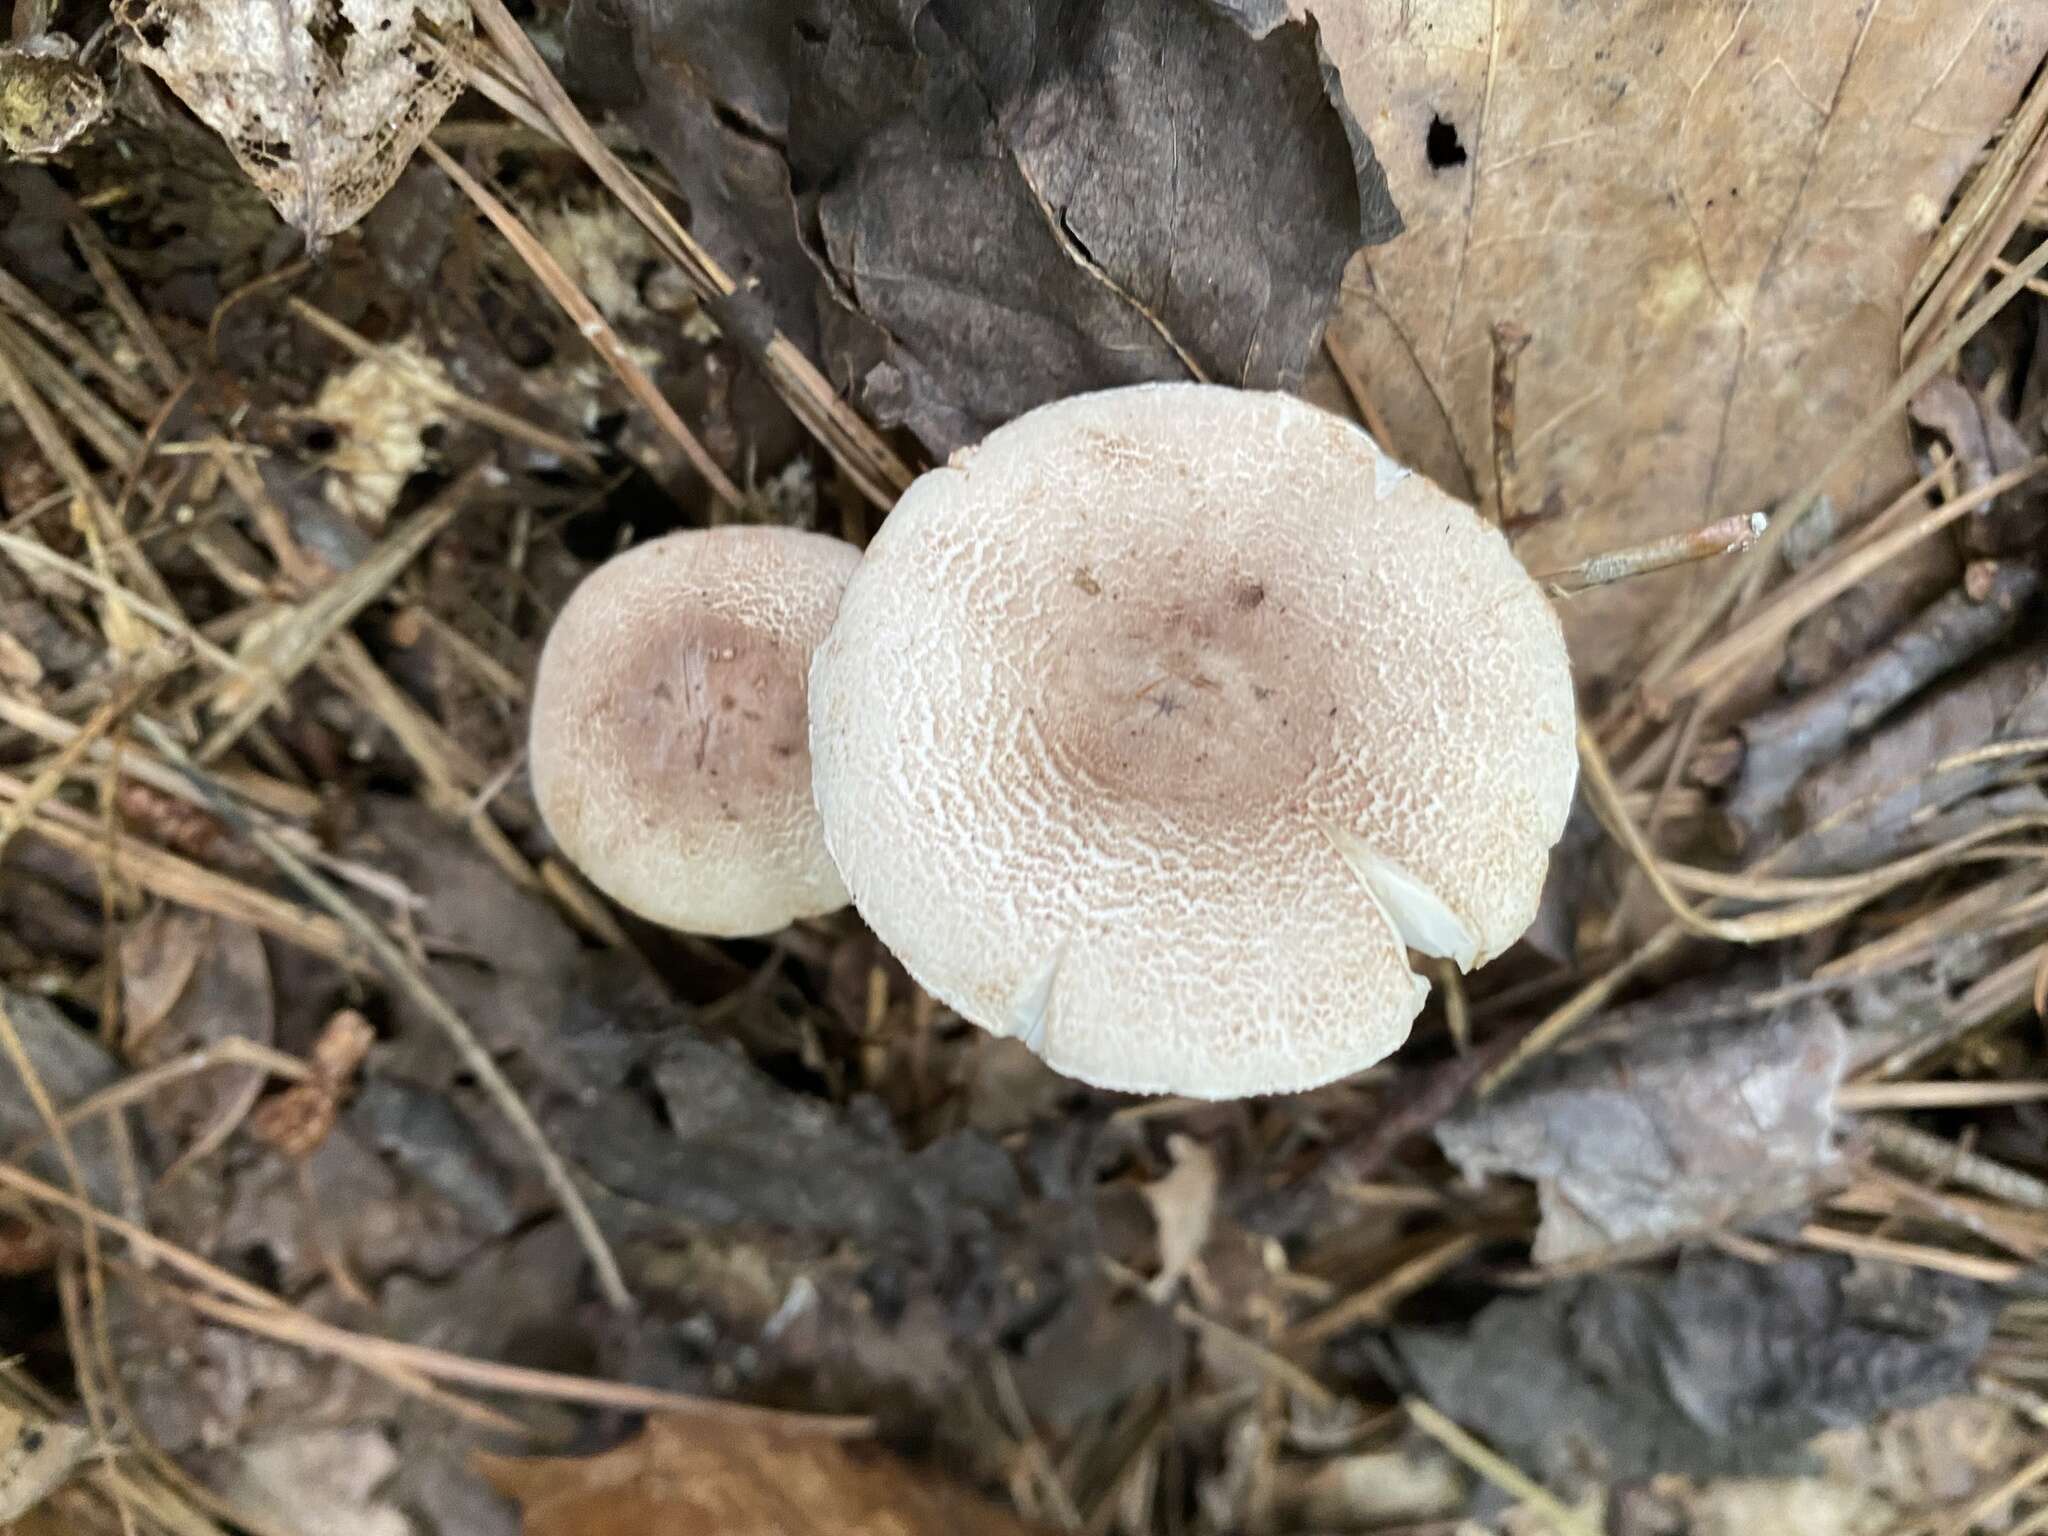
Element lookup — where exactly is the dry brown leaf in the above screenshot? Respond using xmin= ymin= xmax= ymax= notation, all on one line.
xmin=246 ymin=1006 xmax=373 ymax=1161
xmin=116 ymin=0 xmax=473 ymax=241
xmin=1311 ymin=0 xmax=2048 ymax=687
xmin=119 ymin=908 xmax=275 ymax=1168
xmin=475 ymin=1414 xmax=1051 ymax=1536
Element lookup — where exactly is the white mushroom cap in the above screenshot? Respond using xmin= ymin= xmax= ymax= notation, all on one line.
xmin=530 ymin=526 xmax=860 ymax=938
xmin=808 ymin=384 xmax=1577 ymax=1098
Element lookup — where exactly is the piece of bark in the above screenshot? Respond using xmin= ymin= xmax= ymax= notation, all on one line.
xmin=1787 ymin=646 xmax=2048 ymax=872
xmin=1724 ymin=562 xmax=2039 ymax=846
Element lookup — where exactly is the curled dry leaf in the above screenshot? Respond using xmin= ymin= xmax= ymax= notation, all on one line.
xmin=1312 ymin=0 xmax=2048 ymax=687
xmin=791 ymin=0 xmax=1399 ymax=455
xmin=116 ymin=0 xmax=474 ymax=241
xmin=475 ymin=1413 xmax=1051 ymax=1536
xmin=246 ymin=1007 xmax=374 ymax=1161
xmin=120 ymin=908 xmax=275 ymax=1170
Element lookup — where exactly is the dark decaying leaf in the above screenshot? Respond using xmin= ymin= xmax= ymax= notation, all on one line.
xmin=0 ymin=988 xmax=132 ymax=1210
xmin=567 ymin=0 xmax=1398 ymax=457
xmin=349 ymin=1076 xmax=520 ymax=1237
xmin=338 ymin=797 xmax=580 ymax=1085
xmin=120 ymin=909 xmax=275 ymax=1170
xmin=563 ymin=1024 xmax=1020 ymax=1253
xmin=1384 ymin=1252 xmax=2001 ymax=1487
xmin=1435 ymin=1008 xmax=1846 ymax=1264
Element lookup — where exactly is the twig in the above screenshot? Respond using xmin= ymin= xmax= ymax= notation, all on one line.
xmin=0 ymin=334 xmax=181 ymax=629
xmin=0 ymin=776 xmax=359 ymax=966
xmin=0 ymin=1154 xmax=517 ymax=1431
xmin=1288 ymin=1231 xmax=1487 ymax=1350
xmin=1480 ymin=926 xmax=1686 ymax=1094
xmin=0 ymin=263 xmax=157 ymax=420
xmin=0 ymin=528 xmax=250 ymax=680
xmin=0 ymin=640 xmax=188 ymax=860
xmin=0 ymin=312 xmax=142 ymax=469
xmin=1403 ymin=1398 xmax=1602 ymax=1536
xmin=0 ymin=996 xmax=154 ymax=1536
xmin=1539 ymin=511 xmax=1767 ymax=594
xmin=1650 ymin=456 xmax=2048 ymax=710
xmin=1907 ymin=71 xmax=2048 ymax=361
xmin=986 ymin=1353 xmax=1084 ymax=1531
xmin=1935 ymin=1445 xmax=2048 ymax=1536
xmin=1797 ymin=1224 xmax=2022 ymax=1284
xmin=1724 ymin=562 xmax=2039 ymax=839
xmin=0 ymin=690 xmax=320 ymax=820
xmin=1488 ymin=320 xmax=1531 ymax=527
xmin=1576 ymin=720 xmax=2048 ymax=947
xmin=1866 ymin=1120 xmax=2048 ymax=1212
xmin=133 ymin=719 xmax=635 ymax=1315
xmin=1838 ymin=1081 xmax=2048 ymax=1111
xmin=69 ymin=219 xmax=181 ymax=394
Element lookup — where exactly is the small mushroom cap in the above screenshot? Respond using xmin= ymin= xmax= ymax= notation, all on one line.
xmin=809 ymin=384 xmax=1577 ymax=1098
xmin=530 ymin=526 xmax=860 ymax=938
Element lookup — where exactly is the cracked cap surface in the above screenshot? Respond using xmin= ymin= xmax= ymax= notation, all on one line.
xmin=809 ymin=383 xmax=1578 ymax=1098
xmin=531 ymin=526 xmax=860 ymax=938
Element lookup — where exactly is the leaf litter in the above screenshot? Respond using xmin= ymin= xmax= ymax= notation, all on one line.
xmin=0 ymin=1 xmax=2046 ymax=1533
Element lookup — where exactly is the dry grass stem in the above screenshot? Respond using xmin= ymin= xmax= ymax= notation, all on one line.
xmin=196 ymin=462 xmax=493 ymax=761
xmin=1652 ymin=456 xmax=2048 ymax=709
xmin=0 ymin=263 xmax=158 ymax=421
xmin=0 ymin=641 xmax=187 ymax=860
xmin=1403 ymin=1398 xmax=1603 ymax=1536
xmin=1798 ymin=1225 xmax=2023 ymax=1284
xmin=0 ymin=777 xmax=359 ymax=965
xmin=1541 ymin=511 xmax=1768 ymax=594
xmin=180 ymin=1289 xmax=875 ymax=1438
xmin=1288 ymin=1231 xmax=1488 ymax=1350
xmin=421 ymin=140 xmax=744 ymax=511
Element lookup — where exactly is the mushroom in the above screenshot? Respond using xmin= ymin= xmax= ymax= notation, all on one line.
xmin=530 ymin=525 xmax=861 ymax=937
xmin=808 ymin=383 xmax=1577 ymax=1098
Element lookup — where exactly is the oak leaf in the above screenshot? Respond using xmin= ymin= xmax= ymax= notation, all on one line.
xmin=1311 ymin=0 xmax=2048 ymax=687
